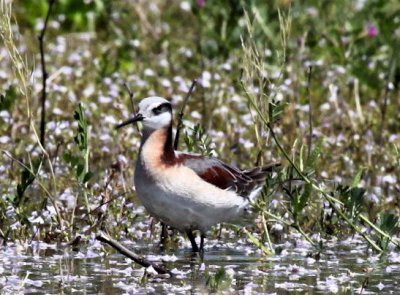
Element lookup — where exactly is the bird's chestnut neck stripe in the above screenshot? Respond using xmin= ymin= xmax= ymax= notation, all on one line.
xmin=160 ymin=124 xmax=175 ymax=165
xmin=140 ymin=122 xmax=175 ymax=167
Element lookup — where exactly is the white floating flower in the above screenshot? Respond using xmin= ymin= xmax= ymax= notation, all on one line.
xmin=129 ymin=39 xmax=140 ymax=47
xmin=382 ymin=174 xmax=397 ymax=184
xmin=180 ymin=1 xmax=191 ymax=11
xmin=161 ymin=78 xmax=172 ymax=88
xmin=0 ymin=136 xmax=10 ymax=144
xmin=98 ymin=95 xmax=112 ymax=104
xmin=377 ymin=282 xmax=385 ymax=290
xmin=0 ymin=110 xmax=10 ymax=119
xmin=104 ymin=115 xmax=117 ymax=124
xmin=52 ymin=108 xmax=63 ymax=115
xmin=159 ymin=58 xmax=169 ymax=68
xmin=144 ymin=68 xmax=155 ymax=77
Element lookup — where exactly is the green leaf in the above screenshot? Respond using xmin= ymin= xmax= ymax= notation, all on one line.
xmin=206 ymin=267 xmax=232 ymax=291
xmin=351 ymin=169 xmax=364 ymax=188
xmin=62 ymin=152 xmax=72 ymax=163
xmin=12 ymin=158 xmax=42 ymax=207
xmin=298 ymin=182 xmax=312 ymax=212
xmin=63 ymin=152 xmax=80 ymax=166
xmin=76 ymin=163 xmax=85 ymax=180
xmin=379 ymin=213 xmax=399 ymax=235
xmin=0 ymin=86 xmax=17 ymax=111
xmin=184 ymin=124 xmax=215 ymax=156
xmin=7 ymin=194 xmax=17 ymax=204
xmin=83 ymin=171 xmax=93 ymax=183
xmin=299 ymin=144 xmax=305 ymax=171
xmin=269 ymin=100 xmax=288 ymax=123
xmin=339 ymin=186 xmax=365 ymax=219
xmin=73 ymin=103 xmax=89 ymax=151
xmin=306 ymin=139 xmax=323 ymax=169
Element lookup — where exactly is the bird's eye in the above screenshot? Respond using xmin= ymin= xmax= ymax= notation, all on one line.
xmin=152 ymin=105 xmax=163 ymax=115
xmin=152 ymin=103 xmax=171 ymax=115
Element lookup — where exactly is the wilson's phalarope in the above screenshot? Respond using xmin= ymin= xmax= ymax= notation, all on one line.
xmin=117 ymin=96 xmax=280 ymax=253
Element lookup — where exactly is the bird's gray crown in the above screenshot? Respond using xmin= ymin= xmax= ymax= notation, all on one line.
xmin=139 ymin=96 xmax=170 ymax=113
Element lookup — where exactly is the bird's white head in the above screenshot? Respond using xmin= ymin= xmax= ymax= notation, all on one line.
xmin=138 ymin=96 xmax=172 ymax=130
xmin=116 ymin=96 xmax=172 ymax=131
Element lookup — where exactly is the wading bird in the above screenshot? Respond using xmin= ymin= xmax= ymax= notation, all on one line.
xmin=116 ymin=96 xmax=280 ymax=254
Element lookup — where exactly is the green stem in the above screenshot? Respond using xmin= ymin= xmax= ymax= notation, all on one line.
xmin=264 ymin=210 xmax=316 ymax=247
xmin=359 ymin=214 xmax=400 ymax=248
xmin=83 ymin=126 xmax=93 ymax=224
xmin=242 ymin=226 xmax=273 ymax=255
xmin=326 ymin=198 xmax=382 ymax=252
xmin=261 ymin=212 xmax=275 ymax=254
xmin=295 ymin=223 xmax=317 ymax=247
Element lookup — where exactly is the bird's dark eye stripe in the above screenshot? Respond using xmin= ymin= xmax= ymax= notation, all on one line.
xmin=153 ymin=103 xmax=172 ymax=115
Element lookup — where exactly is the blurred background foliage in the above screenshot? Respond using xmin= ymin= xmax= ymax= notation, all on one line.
xmin=14 ymin=0 xmax=400 ymax=87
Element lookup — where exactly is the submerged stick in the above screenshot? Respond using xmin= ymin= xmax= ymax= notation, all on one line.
xmin=96 ymin=231 xmax=171 ymax=275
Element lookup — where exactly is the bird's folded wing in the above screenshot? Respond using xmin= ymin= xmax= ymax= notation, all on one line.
xmin=176 ymin=152 xmax=280 ymax=197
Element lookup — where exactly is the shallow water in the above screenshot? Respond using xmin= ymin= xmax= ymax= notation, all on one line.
xmin=1 ymin=235 xmax=400 ymax=294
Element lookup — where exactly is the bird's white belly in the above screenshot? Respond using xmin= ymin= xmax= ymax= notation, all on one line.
xmin=134 ymin=165 xmax=248 ymax=232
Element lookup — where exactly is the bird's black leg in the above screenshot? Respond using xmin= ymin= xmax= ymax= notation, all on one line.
xmin=200 ymin=234 xmax=205 ymax=252
xmin=159 ymin=222 xmax=168 ymax=250
xmin=199 ymin=233 xmax=205 ymax=258
xmin=186 ymin=230 xmax=199 ymax=252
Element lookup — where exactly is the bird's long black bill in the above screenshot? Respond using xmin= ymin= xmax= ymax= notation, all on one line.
xmin=115 ymin=113 xmax=144 ymax=129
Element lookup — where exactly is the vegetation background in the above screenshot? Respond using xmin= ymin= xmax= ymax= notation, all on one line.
xmin=0 ymin=0 xmax=399 ymax=292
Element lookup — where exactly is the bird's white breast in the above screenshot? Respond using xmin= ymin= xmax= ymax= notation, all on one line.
xmin=134 ymin=129 xmax=248 ymax=231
